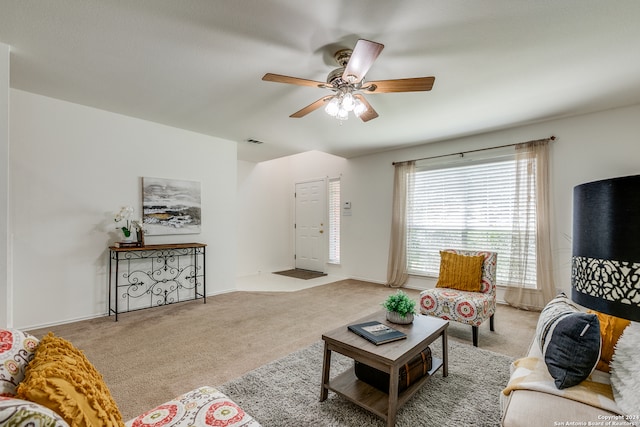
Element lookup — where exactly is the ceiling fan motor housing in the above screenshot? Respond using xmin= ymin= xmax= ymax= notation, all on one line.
xmin=328 ymin=48 xmax=363 ymax=87
xmin=334 ymin=48 xmax=353 ymax=67
xmin=327 ymin=67 xmax=347 ymax=87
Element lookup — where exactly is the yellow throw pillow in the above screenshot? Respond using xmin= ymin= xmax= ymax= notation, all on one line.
xmin=588 ymin=310 xmax=631 ymax=373
xmin=16 ymin=332 xmax=124 ymax=427
xmin=436 ymin=251 xmax=484 ymax=292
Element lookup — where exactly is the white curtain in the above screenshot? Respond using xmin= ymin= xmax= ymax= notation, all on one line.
xmin=386 ymin=161 xmax=415 ymax=287
xmin=504 ymin=139 xmax=556 ymax=310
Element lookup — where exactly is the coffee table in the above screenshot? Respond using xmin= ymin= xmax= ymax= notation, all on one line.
xmin=320 ymin=311 xmax=449 ymax=427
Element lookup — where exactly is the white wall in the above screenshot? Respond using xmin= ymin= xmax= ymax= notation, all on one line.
xmin=236 ymin=151 xmax=348 ymax=277
xmin=0 ymin=43 xmax=9 ymax=327
xmin=239 ymin=104 xmax=640 ymax=297
xmin=10 ymin=90 xmax=237 ymax=329
xmin=10 ymin=89 xmax=638 ymax=328
xmin=237 ymin=158 xmax=292 ymax=276
xmin=343 ymin=104 xmax=640 ymax=294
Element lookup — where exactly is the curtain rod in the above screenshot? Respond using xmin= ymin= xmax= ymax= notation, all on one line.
xmin=391 ymin=135 xmax=556 ymax=165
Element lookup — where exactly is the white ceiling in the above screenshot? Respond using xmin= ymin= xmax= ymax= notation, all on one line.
xmin=2 ymin=1 xmax=640 ymax=163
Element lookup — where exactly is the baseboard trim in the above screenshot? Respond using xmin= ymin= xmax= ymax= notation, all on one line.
xmin=21 ymin=288 xmax=237 ymax=331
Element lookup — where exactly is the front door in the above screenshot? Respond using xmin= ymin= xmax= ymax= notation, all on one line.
xmin=295 ymin=179 xmax=326 ymax=272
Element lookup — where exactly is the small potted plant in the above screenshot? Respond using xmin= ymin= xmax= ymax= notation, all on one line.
xmin=382 ymin=290 xmax=417 ymax=324
xmin=114 ymin=206 xmax=135 ymax=242
xmin=114 ymin=206 xmax=145 ymax=244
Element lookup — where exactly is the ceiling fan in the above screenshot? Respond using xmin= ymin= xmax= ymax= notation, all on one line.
xmin=262 ymin=39 xmax=435 ymax=122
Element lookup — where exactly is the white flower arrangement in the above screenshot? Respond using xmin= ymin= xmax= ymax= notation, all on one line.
xmin=114 ymin=206 xmax=143 ymax=238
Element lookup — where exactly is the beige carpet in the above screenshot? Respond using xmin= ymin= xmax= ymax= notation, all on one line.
xmin=27 ymin=280 xmax=539 ymax=421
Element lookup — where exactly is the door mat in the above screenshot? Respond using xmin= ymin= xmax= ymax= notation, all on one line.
xmin=273 ymin=269 xmax=327 ymax=280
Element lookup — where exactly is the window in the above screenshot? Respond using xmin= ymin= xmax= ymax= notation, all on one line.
xmin=407 ymin=155 xmax=537 ymax=287
xmin=328 ymin=178 xmax=341 ymax=264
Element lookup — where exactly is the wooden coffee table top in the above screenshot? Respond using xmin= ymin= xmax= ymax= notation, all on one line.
xmin=322 ymin=310 xmax=449 ymax=365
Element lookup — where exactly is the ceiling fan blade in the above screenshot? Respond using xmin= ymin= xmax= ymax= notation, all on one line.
xmin=364 ymin=77 xmax=435 ymax=93
xmin=353 ymin=94 xmax=379 ymax=122
xmin=342 ymin=39 xmax=384 ymax=84
xmin=262 ymin=73 xmax=326 ymax=88
xmin=290 ymin=95 xmax=334 ymax=118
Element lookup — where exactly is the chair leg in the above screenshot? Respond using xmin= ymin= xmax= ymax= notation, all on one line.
xmin=472 ymin=326 xmax=478 ymax=347
xmin=490 ymin=314 xmax=495 ymax=332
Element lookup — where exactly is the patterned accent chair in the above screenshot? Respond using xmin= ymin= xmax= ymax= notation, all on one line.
xmin=419 ymin=249 xmax=498 ymax=347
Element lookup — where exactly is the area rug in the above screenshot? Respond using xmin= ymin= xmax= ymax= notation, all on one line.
xmin=219 ymin=339 xmax=513 ymax=426
xmin=273 ymin=268 xmax=327 ymax=280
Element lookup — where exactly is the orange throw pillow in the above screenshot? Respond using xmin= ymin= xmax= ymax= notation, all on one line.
xmin=17 ymin=332 xmax=124 ymax=427
xmin=588 ymin=310 xmax=630 ymax=372
xmin=436 ymin=251 xmax=484 ymax=292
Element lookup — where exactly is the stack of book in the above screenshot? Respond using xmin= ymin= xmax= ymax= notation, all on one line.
xmin=114 ymin=241 xmax=143 ymax=248
xmin=347 ymin=321 xmax=407 ymax=345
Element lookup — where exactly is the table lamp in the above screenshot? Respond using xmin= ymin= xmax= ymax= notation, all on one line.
xmin=571 ymin=174 xmax=640 ymax=321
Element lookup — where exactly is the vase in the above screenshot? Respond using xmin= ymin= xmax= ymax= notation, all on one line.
xmin=137 ymin=228 xmax=145 ymax=246
xmin=386 ymin=311 xmax=414 ymax=325
xmin=121 ymin=231 xmax=134 ymax=243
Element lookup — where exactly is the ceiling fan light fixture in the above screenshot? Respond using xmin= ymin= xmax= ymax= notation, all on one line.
xmin=337 ymin=108 xmax=349 ymax=121
xmin=324 ymin=97 xmax=340 ymax=116
xmin=325 ymin=89 xmax=367 ymax=120
xmin=353 ymin=98 xmax=367 ymax=117
xmin=341 ymin=92 xmax=355 ymax=111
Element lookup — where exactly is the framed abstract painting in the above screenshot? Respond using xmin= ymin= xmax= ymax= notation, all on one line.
xmin=142 ymin=177 xmax=201 ymax=235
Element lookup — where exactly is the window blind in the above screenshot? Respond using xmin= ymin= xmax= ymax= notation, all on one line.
xmin=407 ymin=157 xmax=537 ymax=287
xmin=328 ymin=178 xmax=341 ymax=264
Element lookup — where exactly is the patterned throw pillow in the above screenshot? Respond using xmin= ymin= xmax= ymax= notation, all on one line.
xmin=0 ymin=329 xmax=39 ymax=397
xmin=16 ymin=332 xmax=124 ymax=427
xmin=435 ymin=251 xmax=484 ymax=292
xmin=535 ymin=293 xmax=601 ymax=389
xmin=0 ymin=396 xmax=70 ymax=426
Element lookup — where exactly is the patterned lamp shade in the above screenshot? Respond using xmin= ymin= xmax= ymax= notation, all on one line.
xmin=571 ymin=175 xmax=640 ymax=321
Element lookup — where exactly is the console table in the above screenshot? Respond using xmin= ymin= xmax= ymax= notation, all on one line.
xmin=108 ymin=243 xmax=206 ymax=321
